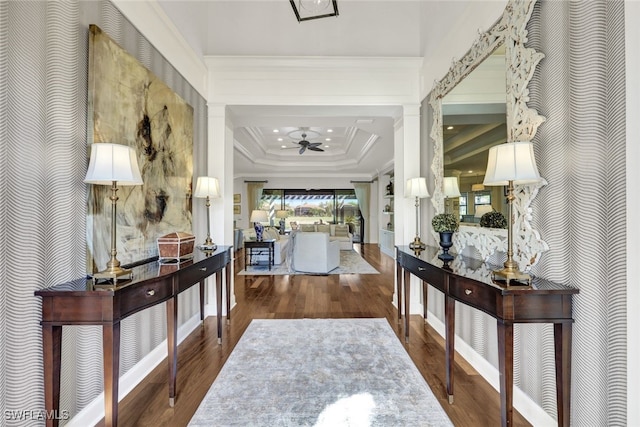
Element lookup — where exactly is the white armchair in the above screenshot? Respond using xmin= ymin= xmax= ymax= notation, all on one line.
xmin=292 ymin=232 xmax=340 ymax=274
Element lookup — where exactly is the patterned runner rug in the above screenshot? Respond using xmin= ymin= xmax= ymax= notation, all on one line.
xmin=238 ymin=249 xmax=379 ymax=275
xmin=189 ymin=318 xmax=453 ymax=427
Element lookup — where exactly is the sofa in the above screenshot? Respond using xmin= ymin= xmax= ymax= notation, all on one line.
xmin=292 ymin=232 xmax=340 ymax=274
xmin=242 ymin=227 xmax=290 ymax=265
xmin=297 ymin=223 xmax=353 ymax=250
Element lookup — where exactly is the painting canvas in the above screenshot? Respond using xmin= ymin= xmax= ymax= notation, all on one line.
xmin=87 ymin=25 xmax=193 ymax=269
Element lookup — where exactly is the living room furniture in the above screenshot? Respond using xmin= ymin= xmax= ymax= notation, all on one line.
xmin=293 ymin=232 xmax=340 ymax=273
xmin=242 ymin=227 xmax=289 ymax=264
xmin=395 ymin=246 xmax=578 ymax=427
xmin=245 ymin=239 xmax=276 ymax=270
xmin=34 ymin=246 xmax=232 ymax=427
xmin=297 ymin=223 xmax=353 ymax=250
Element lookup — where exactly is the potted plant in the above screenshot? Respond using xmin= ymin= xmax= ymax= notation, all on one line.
xmin=431 ymin=213 xmax=459 ymax=261
xmin=479 ymin=211 xmax=508 ymax=229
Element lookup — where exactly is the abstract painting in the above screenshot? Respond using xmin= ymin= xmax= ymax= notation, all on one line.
xmin=87 ymin=24 xmax=193 ymax=269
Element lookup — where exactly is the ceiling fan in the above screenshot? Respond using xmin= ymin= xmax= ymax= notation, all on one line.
xmin=292 ymin=132 xmax=324 ymax=155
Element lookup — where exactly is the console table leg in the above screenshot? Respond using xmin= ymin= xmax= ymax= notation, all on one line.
xmin=103 ymin=323 xmax=120 ymax=427
xmin=216 ymin=270 xmax=223 ymax=344
xmin=199 ymin=280 xmax=205 ymax=327
xmin=497 ymin=320 xmax=514 ymax=427
xmin=555 ymin=322 xmax=572 ymax=427
xmin=396 ymin=261 xmax=402 ymax=324
xmin=422 ymin=280 xmax=428 ymax=324
xmin=225 ymin=265 xmax=231 ymax=324
xmin=166 ymin=294 xmax=178 ymax=407
xmin=445 ymin=293 xmax=455 ymax=404
xmin=42 ymin=324 xmax=62 ymax=427
xmin=403 ymin=268 xmax=411 ymax=342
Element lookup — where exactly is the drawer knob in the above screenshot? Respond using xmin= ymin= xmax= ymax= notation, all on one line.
xmin=199 ymin=267 xmax=207 ymax=272
xmin=465 ymin=289 xmax=472 ymax=295
xmin=418 ymin=267 xmax=426 ymax=271
xmin=147 ymin=289 xmax=156 ymax=296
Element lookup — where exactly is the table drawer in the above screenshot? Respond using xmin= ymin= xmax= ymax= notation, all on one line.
xmin=119 ymin=279 xmax=172 ymax=317
xmin=402 ymin=256 xmax=445 ymax=291
xmin=449 ymin=276 xmax=498 ymax=316
xmin=178 ymin=263 xmax=213 ymax=289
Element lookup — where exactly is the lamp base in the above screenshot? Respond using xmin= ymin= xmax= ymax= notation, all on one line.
xmin=491 ymin=267 xmax=532 ymax=286
xmin=198 ymin=244 xmax=217 ymax=251
xmin=409 ymin=236 xmax=426 ymax=250
xmin=92 ymin=266 xmax=133 ymax=284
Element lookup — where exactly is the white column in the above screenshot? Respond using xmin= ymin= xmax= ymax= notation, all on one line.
xmin=393 ymin=104 xmax=423 ymax=315
xmin=207 ymin=103 xmax=236 ymax=313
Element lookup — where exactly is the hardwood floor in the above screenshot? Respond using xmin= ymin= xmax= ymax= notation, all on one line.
xmin=110 ymin=244 xmax=531 ymax=427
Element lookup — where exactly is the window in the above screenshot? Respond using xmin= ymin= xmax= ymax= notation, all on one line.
xmin=459 ymin=194 xmax=467 ymax=218
xmin=259 ymin=189 xmax=361 ymax=234
xmin=474 ymin=192 xmax=491 ymax=206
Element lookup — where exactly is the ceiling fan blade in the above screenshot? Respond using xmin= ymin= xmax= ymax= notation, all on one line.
xmin=299 ymin=146 xmax=306 ymax=154
xmin=308 ymin=142 xmax=322 ymax=147
xmin=308 ymin=146 xmax=324 ymax=152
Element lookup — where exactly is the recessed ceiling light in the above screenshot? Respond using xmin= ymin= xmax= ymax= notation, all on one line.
xmin=325 ymin=138 xmax=331 ymax=142
xmin=273 ymin=129 xmax=279 ymax=133
xmin=277 ymin=138 xmax=283 ymax=142
xmin=324 ymin=145 xmax=329 ymax=148
xmin=327 ymin=129 xmax=333 ymax=133
xmin=281 ymin=145 xmax=287 ymax=148
xmin=468 ymin=170 xmax=473 ymax=173
xmin=447 ymin=126 xmax=454 ymax=130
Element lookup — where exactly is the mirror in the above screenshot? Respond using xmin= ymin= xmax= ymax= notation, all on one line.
xmin=442 ymin=46 xmax=507 ymax=225
xmin=429 ymin=0 xmax=549 ymax=268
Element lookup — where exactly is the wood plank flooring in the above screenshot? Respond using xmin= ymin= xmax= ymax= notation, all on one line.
xmin=108 ymin=244 xmax=532 ymax=427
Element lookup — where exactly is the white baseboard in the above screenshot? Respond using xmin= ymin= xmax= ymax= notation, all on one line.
xmin=426 ymin=312 xmax=556 ymax=427
xmin=65 ymin=313 xmax=202 ymax=427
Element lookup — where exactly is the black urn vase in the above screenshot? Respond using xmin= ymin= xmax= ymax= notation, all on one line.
xmin=438 ymin=231 xmax=454 ymax=262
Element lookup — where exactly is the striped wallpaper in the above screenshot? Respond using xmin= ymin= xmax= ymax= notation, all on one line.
xmin=0 ymin=1 xmax=207 ymax=424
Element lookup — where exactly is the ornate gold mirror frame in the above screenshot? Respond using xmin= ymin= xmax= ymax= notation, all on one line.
xmin=429 ymin=0 xmax=549 ymax=269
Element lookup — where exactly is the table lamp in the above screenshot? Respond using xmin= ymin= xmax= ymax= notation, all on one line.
xmin=406 ymin=177 xmax=430 ymax=250
xmin=84 ymin=143 xmax=143 ymax=283
xmin=483 ymin=141 xmax=541 ymax=285
xmin=250 ymin=210 xmax=268 ymax=241
xmin=276 ymin=210 xmax=288 ymax=235
xmin=194 ymin=176 xmax=221 ymax=250
xmin=443 ymin=176 xmax=461 ymax=198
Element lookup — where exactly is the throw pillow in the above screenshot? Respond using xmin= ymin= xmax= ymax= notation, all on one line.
xmin=317 ymin=224 xmax=331 ymax=234
xmin=334 ymin=225 xmax=349 ymax=237
xmin=301 ymin=224 xmax=315 ymax=232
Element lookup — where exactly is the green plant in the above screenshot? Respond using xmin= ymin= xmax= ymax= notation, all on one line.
xmin=480 ymin=211 xmax=508 ymax=229
xmin=431 ymin=213 xmax=459 ymax=233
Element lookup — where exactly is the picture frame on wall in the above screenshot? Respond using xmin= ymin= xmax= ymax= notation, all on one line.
xmin=233 ymin=205 xmax=241 ymax=215
xmin=233 ymin=193 xmax=241 ymax=204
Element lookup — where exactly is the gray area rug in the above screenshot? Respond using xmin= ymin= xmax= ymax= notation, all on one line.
xmin=238 ymin=250 xmax=379 ymax=275
xmin=189 ymin=318 xmax=453 ymax=427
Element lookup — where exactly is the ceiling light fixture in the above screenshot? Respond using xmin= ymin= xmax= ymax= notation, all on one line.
xmin=447 ymin=126 xmax=454 ymax=130
xmin=290 ymin=0 xmax=338 ymax=22
xmin=325 ymin=138 xmax=331 ymax=141
xmin=327 ymin=129 xmax=333 ymax=132
xmin=273 ymin=129 xmax=279 ymax=133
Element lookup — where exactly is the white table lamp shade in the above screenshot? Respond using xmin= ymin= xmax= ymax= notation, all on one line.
xmin=84 ymin=143 xmax=143 ymax=185
xmin=250 ymin=210 xmax=268 ymax=223
xmin=194 ymin=176 xmax=221 ymax=198
xmin=483 ymin=141 xmax=541 ymax=186
xmin=474 ymin=205 xmax=494 ymax=218
xmin=406 ymin=177 xmax=430 ymax=198
xmin=443 ymin=177 xmax=461 ymax=198
xmin=276 ymin=210 xmax=288 ymax=219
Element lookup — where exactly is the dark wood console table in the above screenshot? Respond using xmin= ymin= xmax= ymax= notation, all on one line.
xmin=35 ymin=246 xmax=232 ymax=427
xmin=395 ymin=246 xmax=578 ymax=427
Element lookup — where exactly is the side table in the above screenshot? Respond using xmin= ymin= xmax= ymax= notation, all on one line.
xmin=245 ymin=239 xmax=276 ymax=270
